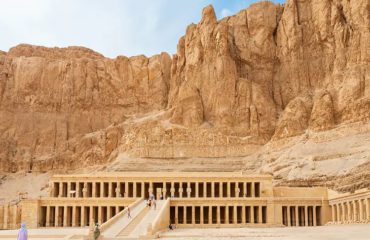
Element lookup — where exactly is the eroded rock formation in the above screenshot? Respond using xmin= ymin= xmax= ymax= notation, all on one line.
xmin=0 ymin=0 xmax=369 ymax=191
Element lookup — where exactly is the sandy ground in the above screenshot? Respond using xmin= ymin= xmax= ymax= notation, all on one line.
xmin=0 ymin=224 xmax=369 ymax=240
xmin=159 ymin=225 xmax=370 ymax=240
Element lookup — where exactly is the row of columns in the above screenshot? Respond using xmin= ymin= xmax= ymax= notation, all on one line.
xmin=172 ymin=205 xmax=266 ymax=225
xmin=282 ymin=206 xmax=319 ymax=226
xmin=41 ymin=205 xmax=125 ymax=228
xmin=0 ymin=204 xmax=20 ymax=229
xmin=52 ymin=181 xmax=261 ymax=199
xmin=331 ymin=198 xmax=370 ymax=223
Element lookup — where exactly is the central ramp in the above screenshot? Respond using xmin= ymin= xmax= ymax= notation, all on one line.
xmin=119 ymin=200 xmax=165 ymax=239
xmin=100 ymin=199 xmax=168 ymax=239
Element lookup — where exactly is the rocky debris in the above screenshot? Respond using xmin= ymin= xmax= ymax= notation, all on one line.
xmin=0 ymin=0 xmax=369 ymax=191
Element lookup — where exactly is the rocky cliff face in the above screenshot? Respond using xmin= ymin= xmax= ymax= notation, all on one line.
xmin=0 ymin=0 xmax=369 ymax=190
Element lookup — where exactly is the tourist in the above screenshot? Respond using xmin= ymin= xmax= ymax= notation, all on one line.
xmin=93 ymin=223 xmax=100 ymax=240
xmin=17 ymin=223 xmax=28 ymax=240
xmin=127 ymin=207 xmax=132 ymax=218
xmin=169 ymin=222 xmax=173 ymax=230
xmin=153 ymin=200 xmax=157 ymax=210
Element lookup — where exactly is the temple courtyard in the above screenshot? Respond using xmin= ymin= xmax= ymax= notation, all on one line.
xmin=159 ymin=224 xmax=370 ymax=240
xmin=0 ymin=224 xmax=369 ymax=239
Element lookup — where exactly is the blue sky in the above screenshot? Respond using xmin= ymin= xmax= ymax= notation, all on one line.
xmin=0 ymin=0 xmax=285 ymax=58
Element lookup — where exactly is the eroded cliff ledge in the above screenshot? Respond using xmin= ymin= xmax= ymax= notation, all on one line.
xmin=0 ymin=0 xmax=369 ymax=191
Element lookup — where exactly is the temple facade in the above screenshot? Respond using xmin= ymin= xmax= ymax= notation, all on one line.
xmin=5 ymin=172 xmax=369 ymax=233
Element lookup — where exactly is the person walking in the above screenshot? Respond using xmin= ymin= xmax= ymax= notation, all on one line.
xmin=93 ymin=223 xmax=100 ymax=240
xmin=127 ymin=207 xmax=132 ymax=218
xmin=153 ymin=200 xmax=157 ymax=210
xmin=17 ymin=223 xmax=28 ymax=240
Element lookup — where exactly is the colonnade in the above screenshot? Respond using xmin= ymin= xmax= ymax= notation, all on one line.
xmin=331 ymin=198 xmax=370 ymax=223
xmin=51 ymin=181 xmax=261 ymax=199
xmin=282 ymin=205 xmax=321 ymax=226
xmin=39 ymin=205 xmax=125 ymax=228
xmin=170 ymin=205 xmax=267 ymax=225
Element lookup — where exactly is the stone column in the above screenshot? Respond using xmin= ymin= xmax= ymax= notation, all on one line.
xmin=331 ymin=205 xmax=336 ymax=222
xmin=171 ymin=182 xmax=175 ymax=198
xmin=186 ymin=185 xmax=191 ymax=198
xmin=227 ymin=182 xmax=231 ymax=197
xmin=92 ymin=183 xmax=96 ymax=198
xmin=258 ymin=206 xmax=262 ymax=224
xmin=217 ymin=206 xmax=221 ymax=224
xmin=55 ymin=206 xmax=59 ymax=227
xmin=220 ymin=182 xmax=223 ymax=198
xmin=251 ymin=205 xmax=254 ymax=224
xmin=242 ymin=205 xmax=246 ymax=224
xmin=304 ymin=206 xmax=308 ymax=226
xmin=63 ymin=206 xmax=68 ymax=227
xmin=191 ymin=206 xmax=195 ymax=225
xmin=107 ymin=206 xmax=112 ymax=220
xmin=287 ymin=206 xmax=291 ymax=226
xmin=233 ymin=205 xmax=237 ymax=224
xmin=353 ymin=201 xmax=358 ymax=222
xmin=251 ymin=182 xmax=255 ymax=197
xmin=359 ymin=199 xmax=364 ymax=221
xmin=313 ymin=206 xmax=317 ymax=226
xmin=149 ymin=182 xmax=153 ymax=197
xmin=243 ymin=182 xmax=247 ymax=198
xmin=163 ymin=183 xmax=167 ymax=199
xmin=225 ymin=205 xmax=229 ymax=224
xmin=100 ymin=183 xmax=104 ymax=198
xmin=346 ymin=202 xmax=352 ymax=222
xmin=3 ymin=204 xmax=9 ymax=229
xmin=141 ymin=182 xmax=145 ymax=198
xmin=366 ymin=198 xmax=370 ymax=221
xmin=72 ymin=206 xmax=76 ymax=227
xmin=115 ymin=184 xmax=120 ymax=198
xmin=336 ymin=204 xmax=341 ymax=223
xmin=46 ymin=206 xmax=50 ymax=227
xmin=98 ymin=206 xmax=102 ymax=225
xmin=125 ymin=181 xmax=129 ymax=198
xmin=341 ymin=203 xmax=345 ymax=222
xmin=116 ymin=206 xmax=120 ymax=214
xmin=203 ymin=182 xmax=207 ymax=198
xmin=179 ymin=184 xmax=183 ymax=198
xmin=211 ymin=182 xmax=215 ymax=198
xmin=200 ymin=206 xmax=204 ymax=224
xmin=67 ymin=182 xmax=71 ymax=198
xmin=81 ymin=207 xmax=85 ymax=227
xmin=133 ymin=182 xmax=137 ymax=198
xmin=295 ymin=206 xmax=299 ymax=226
xmin=183 ymin=206 xmax=187 ymax=224
xmin=175 ymin=206 xmax=178 ymax=224
xmin=89 ymin=206 xmax=94 ymax=226
xmin=235 ymin=187 xmax=240 ymax=198
xmin=83 ymin=183 xmax=87 ymax=198
xmin=108 ymin=182 xmax=113 ymax=198
xmin=209 ymin=206 xmax=213 ymax=224
xmin=76 ymin=182 xmax=80 ymax=198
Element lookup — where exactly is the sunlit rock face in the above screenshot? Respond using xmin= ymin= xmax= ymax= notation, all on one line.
xmin=0 ymin=0 xmax=369 ymax=191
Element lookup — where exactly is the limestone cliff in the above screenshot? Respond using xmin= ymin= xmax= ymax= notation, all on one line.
xmin=0 ymin=0 xmax=369 ymax=191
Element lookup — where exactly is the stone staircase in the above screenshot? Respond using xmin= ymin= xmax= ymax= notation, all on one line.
xmin=122 ymin=200 xmax=165 ymax=239
xmin=118 ymin=207 xmax=150 ymax=236
xmin=100 ymin=200 xmax=166 ymax=240
xmin=99 ymin=200 xmax=147 ymax=239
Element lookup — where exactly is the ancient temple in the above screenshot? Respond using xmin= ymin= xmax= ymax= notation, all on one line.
xmin=14 ymin=172 xmax=368 ymax=237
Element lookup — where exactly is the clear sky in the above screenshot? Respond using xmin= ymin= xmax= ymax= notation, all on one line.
xmin=0 ymin=0 xmax=285 ymax=58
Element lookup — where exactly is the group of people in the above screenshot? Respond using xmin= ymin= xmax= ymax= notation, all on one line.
xmin=147 ymin=193 xmax=157 ymax=210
